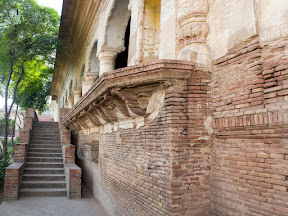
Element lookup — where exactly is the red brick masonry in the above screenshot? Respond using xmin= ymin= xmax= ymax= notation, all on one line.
xmin=62 ymin=38 xmax=288 ymax=215
xmin=211 ymin=36 xmax=288 ymax=216
xmin=3 ymin=163 xmax=24 ymax=200
xmin=65 ymin=163 xmax=82 ymax=199
xmin=4 ymin=108 xmax=38 ymax=200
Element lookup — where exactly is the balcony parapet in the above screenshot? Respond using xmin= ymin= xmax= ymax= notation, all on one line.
xmin=62 ymin=60 xmax=195 ymax=131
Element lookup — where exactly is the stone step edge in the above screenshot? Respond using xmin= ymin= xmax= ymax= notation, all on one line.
xmin=19 ymin=188 xmax=67 ymax=192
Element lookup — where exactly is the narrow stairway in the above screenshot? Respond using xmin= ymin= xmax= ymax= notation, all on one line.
xmin=19 ymin=121 xmax=66 ymax=197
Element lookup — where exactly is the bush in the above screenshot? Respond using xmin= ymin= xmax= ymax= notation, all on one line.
xmin=0 ymin=156 xmax=10 ymax=184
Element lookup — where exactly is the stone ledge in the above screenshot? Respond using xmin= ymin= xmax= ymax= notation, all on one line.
xmin=62 ymin=59 xmax=195 ymax=129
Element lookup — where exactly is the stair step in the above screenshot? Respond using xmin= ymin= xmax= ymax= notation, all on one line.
xmin=24 ymin=168 xmax=64 ymax=174
xmin=21 ymin=180 xmax=66 ymax=188
xmin=30 ymin=140 xmax=60 ymax=143
xmin=26 ymin=157 xmax=63 ymax=162
xmin=28 ymin=148 xmax=62 ymax=153
xmin=32 ymin=135 xmax=59 ymax=138
xmin=27 ymin=152 xmax=63 ymax=157
xmin=19 ymin=188 xmax=66 ymax=197
xmin=25 ymin=162 xmax=64 ymax=168
xmin=22 ymin=174 xmax=65 ymax=181
xmin=31 ymin=138 xmax=60 ymax=141
xmin=29 ymin=143 xmax=61 ymax=146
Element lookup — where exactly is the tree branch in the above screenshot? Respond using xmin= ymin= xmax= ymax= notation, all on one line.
xmin=8 ymin=65 xmax=25 ymax=116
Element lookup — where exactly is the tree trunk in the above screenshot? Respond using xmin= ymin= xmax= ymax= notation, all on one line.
xmin=11 ymin=103 xmax=19 ymax=149
xmin=3 ymin=66 xmax=13 ymax=158
xmin=4 ymin=65 xmax=24 ymax=158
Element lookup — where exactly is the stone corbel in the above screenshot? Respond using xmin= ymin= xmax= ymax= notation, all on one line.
xmin=67 ymin=120 xmax=77 ymax=131
xmin=94 ymin=107 xmax=111 ymax=123
xmin=111 ymin=89 xmax=146 ymax=116
xmin=71 ymin=118 xmax=82 ymax=131
xmin=97 ymin=105 xmax=118 ymax=122
xmin=99 ymin=46 xmax=125 ymax=76
xmin=85 ymin=111 xmax=101 ymax=126
xmin=76 ymin=114 xmax=89 ymax=129
xmin=106 ymin=95 xmax=130 ymax=118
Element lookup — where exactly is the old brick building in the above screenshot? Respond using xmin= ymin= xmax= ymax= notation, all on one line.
xmin=50 ymin=0 xmax=288 ymax=215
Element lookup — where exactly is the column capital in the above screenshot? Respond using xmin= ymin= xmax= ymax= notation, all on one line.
xmin=99 ymin=46 xmax=125 ymax=76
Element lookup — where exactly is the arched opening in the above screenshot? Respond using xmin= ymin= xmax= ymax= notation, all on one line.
xmin=106 ymin=0 xmax=130 ymax=48
xmin=89 ymin=42 xmax=100 ymax=74
xmin=115 ymin=17 xmax=131 ymax=69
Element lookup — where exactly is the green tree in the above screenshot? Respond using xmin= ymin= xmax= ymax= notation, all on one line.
xmin=15 ymin=59 xmax=54 ymax=113
xmin=0 ymin=0 xmax=60 ymax=158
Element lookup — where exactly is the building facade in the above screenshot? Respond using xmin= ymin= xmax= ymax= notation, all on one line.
xmin=51 ymin=0 xmax=288 ymax=215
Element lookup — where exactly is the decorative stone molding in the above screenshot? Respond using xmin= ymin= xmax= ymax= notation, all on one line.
xmin=176 ymin=0 xmax=210 ymax=65
xmin=99 ymin=46 xmax=125 ymax=76
xmin=176 ymin=21 xmax=209 ymax=45
xmin=61 ymin=60 xmax=194 ymax=132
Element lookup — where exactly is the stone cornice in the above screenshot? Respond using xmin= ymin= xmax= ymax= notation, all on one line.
xmin=52 ymin=0 xmax=104 ymax=98
xmin=62 ymin=59 xmax=195 ymax=129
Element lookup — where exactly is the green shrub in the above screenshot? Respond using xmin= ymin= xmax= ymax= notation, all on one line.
xmin=0 ymin=157 xmax=10 ymax=184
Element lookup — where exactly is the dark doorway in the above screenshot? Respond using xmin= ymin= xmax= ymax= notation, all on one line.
xmin=115 ymin=17 xmax=131 ymax=69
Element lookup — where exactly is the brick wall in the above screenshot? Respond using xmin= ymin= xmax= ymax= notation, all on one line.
xmin=14 ymin=143 xmax=29 ymax=163
xmin=3 ymin=163 xmax=24 ymax=200
xmin=65 ymin=163 xmax=82 ymax=199
xmin=211 ymin=36 xmax=288 ymax=216
xmin=19 ymin=129 xmax=30 ymax=143
xmin=63 ymin=144 xmax=75 ymax=163
xmin=75 ymin=67 xmax=211 ymax=216
xmin=59 ymin=108 xmax=72 ymax=144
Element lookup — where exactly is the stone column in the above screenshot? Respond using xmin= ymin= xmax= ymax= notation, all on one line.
xmin=176 ymin=0 xmax=209 ymax=65
xmin=68 ymin=96 xmax=74 ymax=108
xmin=82 ymin=72 xmax=98 ymax=95
xmin=73 ymin=87 xmax=82 ymax=105
xmin=99 ymin=46 xmax=125 ymax=76
xmin=128 ymin=0 xmax=144 ymax=65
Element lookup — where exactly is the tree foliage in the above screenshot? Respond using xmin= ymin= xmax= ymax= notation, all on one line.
xmin=15 ymin=59 xmax=54 ymax=113
xmin=0 ymin=0 xmax=60 ymax=157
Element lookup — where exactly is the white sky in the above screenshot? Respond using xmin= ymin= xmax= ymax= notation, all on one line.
xmin=36 ymin=0 xmax=63 ymax=15
xmin=0 ymin=1 xmax=63 ymax=109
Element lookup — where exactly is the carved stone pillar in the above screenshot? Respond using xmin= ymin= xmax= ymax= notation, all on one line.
xmin=82 ymin=72 xmax=98 ymax=95
xmin=73 ymin=87 xmax=82 ymax=105
xmin=99 ymin=46 xmax=125 ymax=76
xmin=68 ymin=95 xmax=74 ymax=108
xmin=176 ymin=0 xmax=209 ymax=65
xmin=64 ymin=101 xmax=69 ymax=108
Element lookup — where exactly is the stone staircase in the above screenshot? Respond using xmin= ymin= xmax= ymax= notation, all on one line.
xmin=19 ymin=122 xmax=67 ymax=197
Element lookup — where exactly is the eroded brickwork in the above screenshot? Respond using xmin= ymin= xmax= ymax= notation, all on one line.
xmin=211 ymin=37 xmax=288 ymax=216
xmin=74 ymin=65 xmax=212 ymax=216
